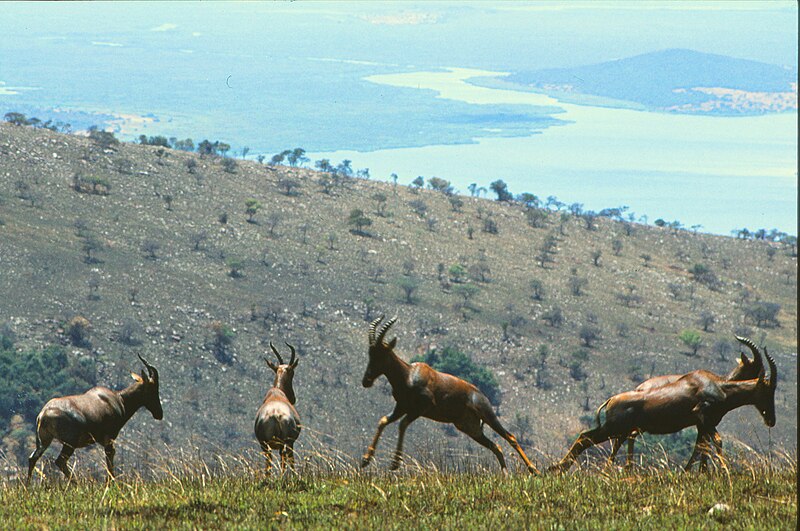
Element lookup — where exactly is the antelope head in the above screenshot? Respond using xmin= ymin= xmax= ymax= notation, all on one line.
xmin=754 ymin=347 xmax=778 ymax=427
xmin=133 ymin=353 xmax=163 ymax=420
xmin=265 ymin=342 xmax=298 ymax=404
xmin=362 ymin=315 xmax=397 ymax=388
xmin=730 ymin=336 xmax=764 ymax=380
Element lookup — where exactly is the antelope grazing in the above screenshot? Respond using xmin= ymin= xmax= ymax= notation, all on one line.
xmin=607 ymin=336 xmax=764 ymax=469
xmin=549 ymin=338 xmax=777 ymax=473
xmin=27 ymin=354 xmax=162 ymax=484
xmin=254 ymin=342 xmax=301 ymax=474
xmin=361 ymin=316 xmax=538 ymax=473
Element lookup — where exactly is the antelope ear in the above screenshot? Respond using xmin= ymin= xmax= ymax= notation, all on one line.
xmin=131 ymin=372 xmax=144 ymax=383
xmin=388 ymin=337 xmax=397 ymax=349
xmin=740 ymin=353 xmax=750 ymax=365
xmin=267 ymin=361 xmax=278 ymax=372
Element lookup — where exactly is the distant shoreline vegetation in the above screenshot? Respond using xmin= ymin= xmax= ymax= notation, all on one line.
xmin=493 ymin=49 xmax=798 ymax=117
xmin=4 ymin=110 xmax=796 ymax=245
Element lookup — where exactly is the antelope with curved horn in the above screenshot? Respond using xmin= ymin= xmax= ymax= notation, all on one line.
xmin=27 ymin=354 xmax=163 ymax=484
xmin=607 ymin=336 xmax=764 ymax=469
xmin=361 ymin=316 xmax=538 ymax=473
xmin=549 ymin=337 xmax=777 ymax=473
xmin=254 ymin=342 xmax=301 ymax=474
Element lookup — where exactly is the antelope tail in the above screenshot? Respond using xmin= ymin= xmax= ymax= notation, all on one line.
xmin=594 ymin=398 xmax=612 ymax=428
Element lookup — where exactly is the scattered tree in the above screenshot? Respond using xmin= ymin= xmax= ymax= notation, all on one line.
xmin=678 ymin=329 xmax=702 ymax=356
xmin=489 ymin=179 xmax=513 ymax=202
xmin=530 ymin=279 xmax=545 ymax=301
xmin=227 ymin=258 xmax=244 ymax=278
xmin=697 ymin=310 xmax=716 ymax=332
xmin=66 ymin=316 xmax=91 ymax=348
xmin=397 ymin=276 xmax=420 ymax=304
xmin=744 ymin=301 xmax=781 ymax=328
xmin=348 ymin=209 xmax=373 ymax=236
xmin=141 ymin=240 xmax=161 ymax=260
xmin=245 ymin=198 xmax=261 ymax=223
xmin=209 ymin=321 xmax=236 ymax=364
xmin=541 ymin=306 xmax=563 ymax=328
xmin=578 ymin=325 xmax=601 ymax=347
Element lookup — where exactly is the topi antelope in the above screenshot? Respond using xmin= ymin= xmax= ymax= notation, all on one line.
xmin=607 ymin=336 xmax=764 ymax=469
xmin=27 ymin=354 xmax=163 ymax=484
xmin=549 ymin=337 xmax=777 ymax=473
xmin=254 ymin=342 xmax=301 ymax=474
xmin=361 ymin=316 xmax=538 ymax=473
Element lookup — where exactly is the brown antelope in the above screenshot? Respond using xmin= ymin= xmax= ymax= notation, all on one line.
xmin=27 ymin=354 xmax=163 ymax=484
xmin=254 ymin=342 xmax=300 ymax=474
xmin=361 ymin=316 xmax=538 ymax=473
xmin=548 ymin=338 xmax=777 ymax=473
xmin=607 ymin=336 xmax=764 ymax=469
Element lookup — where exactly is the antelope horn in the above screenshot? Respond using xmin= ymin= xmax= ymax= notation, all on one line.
xmin=765 ymin=348 xmax=777 ymax=389
xmin=735 ymin=336 xmax=763 ymax=370
xmin=285 ymin=342 xmax=297 ymax=365
xmin=369 ymin=315 xmax=384 ymax=344
xmin=269 ymin=341 xmax=285 ymax=365
xmin=376 ymin=316 xmax=397 ymax=345
xmin=137 ymin=353 xmax=158 ymax=382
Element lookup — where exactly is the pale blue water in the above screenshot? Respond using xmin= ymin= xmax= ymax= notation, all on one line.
xmin=0 ymin=2 xmax=796 ymax=235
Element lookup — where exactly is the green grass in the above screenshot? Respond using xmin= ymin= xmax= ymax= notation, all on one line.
xmin=3 ymin=459 xmax=796 ymax=529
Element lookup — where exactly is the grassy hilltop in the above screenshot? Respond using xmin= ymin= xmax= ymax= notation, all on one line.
xmin=1 ymin=463 xmax=797 ymax=529
xmin=0 ymin=121 xmax=796 ymax=480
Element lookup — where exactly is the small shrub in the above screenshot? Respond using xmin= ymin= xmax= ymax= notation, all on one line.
xmin=678 ymin=329 xmax=702 ymax=356
xmin=65 ymin=316 xmax=91 ymax=348
xmin=209 ymin=321 xmax=235 ymax=364
xmin=744 ymin=302 xmax=781 ymax=328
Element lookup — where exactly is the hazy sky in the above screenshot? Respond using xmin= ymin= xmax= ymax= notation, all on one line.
xmin=3 ymin=1 xmax=797 ymax=70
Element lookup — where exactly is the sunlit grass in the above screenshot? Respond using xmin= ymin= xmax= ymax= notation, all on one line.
xmin=2 ymin=439 xmax=795 ymax=529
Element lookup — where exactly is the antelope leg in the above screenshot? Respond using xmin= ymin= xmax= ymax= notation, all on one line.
xmin=361 ymin=406 xmax=405 ymax=467
xmin=390 ymin=414 xmax=419 ymax=470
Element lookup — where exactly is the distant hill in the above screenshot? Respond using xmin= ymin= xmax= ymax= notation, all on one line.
xmin=0 ymin=122 xmax=796 ymax=476
xmin=504 ymin=49 xmax=797 ymax=114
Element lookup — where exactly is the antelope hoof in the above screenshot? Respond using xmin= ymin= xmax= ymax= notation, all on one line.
xmin=361 ymin=455 xmax=372 ymax=468
xmin=528 ymin=466 xmax=539 ymax=475
xmin=389 ymin=457 xmax=402 ymax=471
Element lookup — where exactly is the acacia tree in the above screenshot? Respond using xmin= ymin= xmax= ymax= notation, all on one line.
xmin=397 ymin=276 xmax=420 ymax=304
xmin=348 ymin=209 xmax=372 ymax=235
xmin=427 ymin=177 xmax=454 ymax=195
xmin=490 ymin=179 xmax=512 ymax=202
xmin=372 ymin=192 xmax=388 ymax=216
xmin=530 ymin=279 xmax=545 ymax=301
xmin=245 ymin=198 xmax=261 ymax=223
xmin=678 ymin=329 xmax=702 ymax=356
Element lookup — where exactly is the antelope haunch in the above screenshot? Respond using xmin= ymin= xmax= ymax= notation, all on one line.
xmin=27 ymin=354 xmax=163 ymax=484
xmin=608 ymin=336 xmax=764 ymax=468
xmin=361 ymin=316 xmax=538 ymax=474
xmin=254 ymin=342 xmax=300 ymax=474
xmin=549 ymin=338 xmax=777 ymax=473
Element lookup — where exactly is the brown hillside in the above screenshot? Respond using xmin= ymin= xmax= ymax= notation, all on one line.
xmin=0 ymin=122 xmax=796 ymax=474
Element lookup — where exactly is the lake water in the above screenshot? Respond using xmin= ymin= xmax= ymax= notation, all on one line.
xmin=312 ymin=68 xmax=797 ymax=235
xmin=1 ymin=4 xmax=796 ymax=236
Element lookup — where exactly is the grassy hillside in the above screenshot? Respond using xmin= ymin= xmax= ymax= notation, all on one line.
xmin=0 ymin=122 xmax=796 ymax=478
